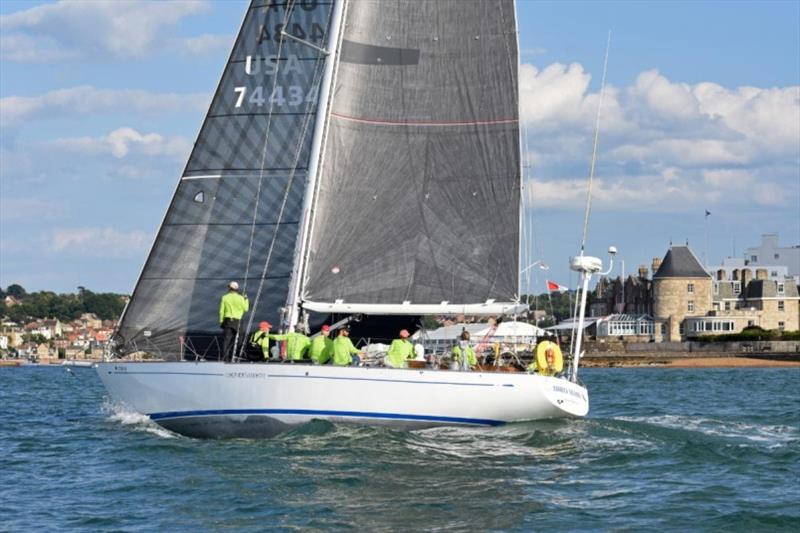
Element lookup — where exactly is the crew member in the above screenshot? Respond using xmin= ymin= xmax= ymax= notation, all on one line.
xmin=332 ymin=326 xmax=362 ymax=366
xmin=386 ymin=329 xmax=414 ymax=368
xmin=451 ymin=330 xmax=477 ymax=369
xmin=219 ymin=281 xmax=249 ymax=361
xmin=270 ymin=324 xmax=311 ymax=362
xmin=250 ymin=321 xmax=272 ymax=360
xmin=309 ymin=324 xmax=333 ymax=364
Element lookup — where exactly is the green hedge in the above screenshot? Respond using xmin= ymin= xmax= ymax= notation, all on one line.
xmin=697 ymin=330 xmax=800 ymax=342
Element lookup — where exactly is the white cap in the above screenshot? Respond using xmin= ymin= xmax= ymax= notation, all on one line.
xmin=228 ymin=281 xmax=239 ymax=290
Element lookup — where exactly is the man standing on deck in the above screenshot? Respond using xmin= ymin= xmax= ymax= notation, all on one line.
xmin=309 ymin=324 xmax=333 ymax=364
xmin=332 ymin=326 xmax=362 ymax=366
xmin=270 ymin=325 xmax=311 ymax=362
xmin=219 ymin=281 xmax=249 ymax=361
xmin=386 ymin=329 xmax=414 ymax=368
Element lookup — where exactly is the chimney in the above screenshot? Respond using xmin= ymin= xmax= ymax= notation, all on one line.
xmin=652 ymin=257 xmax=662 ymax=275
xmin=717 ymin=269 xmax=725 ymax=281
xmin=756 ymin=268 xmax=768 ymax=280
xmin=732 ymin=269 xmax=740 ymax=281
xmin=742 ymin=269 xmax=753 ymax=287
xmin=638 ymin=265 xmax=648 ymax=279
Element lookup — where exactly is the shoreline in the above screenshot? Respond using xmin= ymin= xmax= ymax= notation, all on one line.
xmin=581 ymin=355 xmax=800 ymax=368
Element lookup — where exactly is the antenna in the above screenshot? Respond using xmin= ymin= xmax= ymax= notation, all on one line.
xmin=579 ymin=30 xmax=611 ymax=255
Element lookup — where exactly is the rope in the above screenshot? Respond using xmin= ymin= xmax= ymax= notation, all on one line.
xmin=579 ymin=31 xmax=611 ymax=254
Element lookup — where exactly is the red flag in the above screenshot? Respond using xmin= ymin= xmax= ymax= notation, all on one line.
xmin=547 ymin=280 xmax=568 ymax=292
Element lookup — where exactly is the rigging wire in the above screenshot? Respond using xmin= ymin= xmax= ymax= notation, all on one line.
xmin=236 ymin=4 xmax=332 ymax=359
xmin=579 ymin=30 xmax=611 ymax=255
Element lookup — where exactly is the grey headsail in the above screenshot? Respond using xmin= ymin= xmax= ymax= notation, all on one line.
xmin=116 ymin=0 xmax=335 ymax=358
xmin=302 ymin=0 xmax=521 ymax=313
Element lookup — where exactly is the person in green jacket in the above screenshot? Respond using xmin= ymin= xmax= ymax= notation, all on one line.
xmin=386 ymin=329 xmax=414 ymax=368
xmin=219 ymin=281 xmax=249 ymax=361
xmin=309 ymin=324 xmax=333 ymax=364
xmin=250 ymin=321 xmax=272 ymax=360
xmin=451 ymin=330 xmax=477 ymax=369
xmin=332 ymin=327 xmax=361 ymax=366
xmin=270 ymin=325 xmax=311 ymax=362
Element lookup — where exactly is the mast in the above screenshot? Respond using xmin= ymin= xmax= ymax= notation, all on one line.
xmin=285 ymin=0 xmax=346 ymax=331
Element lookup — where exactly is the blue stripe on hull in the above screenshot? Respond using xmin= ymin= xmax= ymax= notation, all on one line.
xmin=149 ymin=408 xmax=505 ymax=427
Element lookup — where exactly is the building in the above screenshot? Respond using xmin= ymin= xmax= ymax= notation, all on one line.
xmin=652 ymin=246 xmax=713 ymax=341
xmin=707 ymin=256 xmax=790 ymax=283
xmin=744 ymin=234 xmax=800 ymax=284
xmin=591 ymin=264 xmax=653 ymax=317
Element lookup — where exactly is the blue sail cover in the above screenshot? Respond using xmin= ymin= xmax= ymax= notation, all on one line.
xmin=116 ymin=0 xmax=335 ymax=358
xmin=303 ymin=0 xmax=520 ymax=307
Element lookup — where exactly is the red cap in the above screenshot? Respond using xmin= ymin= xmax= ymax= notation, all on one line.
xmin=321 ymin=325 xmax=330 ymax=332
xmin=399 ymin=329 xmax=410 ymax=338
xmin=259 ymin=321 xmax=272 ymax=330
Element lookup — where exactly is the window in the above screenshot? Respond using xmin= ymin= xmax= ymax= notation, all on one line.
xmin=679 ymin=323 xmax=685 ymax=335
xmin=778 ymin=321 xmax=785 ymax=330
xmin=713 ymin=282 xmax=719 ymax=295
xmin=771 ymin=271 xmax=778 ymax=277
xmin=751 ymin=255 xmax=758 ymax=262
xmin=778 ymin=301 xmax=785 ymax=311
xmin=774 ymin=253 xmax=780 ymax=259
xmin=732 ymin=282 xmax=741 ymax=294
xmin=748 ymin=320 xmax=755 ymax=327
xmin=688 ymin=283 xmax=694 ymax=293
xmin=713 ymin=302 xmax=720 ymax=311
xmin=778 ymin=283 xmax=785 ymax=295
xmin=687 ymin=301 xmax=695 ymax=312
xmin=193 ymin=191 xmax=205 ymax=203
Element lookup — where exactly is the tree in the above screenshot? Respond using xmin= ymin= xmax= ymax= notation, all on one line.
xmin=6 ymin=284 xmax=26 ymax=298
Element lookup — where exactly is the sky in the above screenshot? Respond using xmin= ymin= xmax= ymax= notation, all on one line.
xmin=1 ymin=0 xmax=798 ymax=296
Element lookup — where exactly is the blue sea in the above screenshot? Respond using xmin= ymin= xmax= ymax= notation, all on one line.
xmin=1 ymin=366 xmax=798 ymax=531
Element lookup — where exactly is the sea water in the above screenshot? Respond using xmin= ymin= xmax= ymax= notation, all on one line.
xmin=1 ymin=366 xmax=798 ymax=531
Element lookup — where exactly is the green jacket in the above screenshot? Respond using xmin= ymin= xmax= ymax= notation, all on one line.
xmin=452 ymin=345 xmax=477 ymax=366
xmin=270 ymin=332 xmax=311 ymax=360
xmin=219 ymin=291 xmax=249 ymax=325
xmin=332 ymin=336 xmax=359 ymax=366
xmin=251 ymin=330 xmax=270 ymax=358
xmin=309 ymin=335 xmax=333 ymax=364
xmin=386 ymin=339 xmax=414 ymax=368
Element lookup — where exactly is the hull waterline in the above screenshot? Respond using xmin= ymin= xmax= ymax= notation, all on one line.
xmin=96 ymin=361 xmax=589 ymax=438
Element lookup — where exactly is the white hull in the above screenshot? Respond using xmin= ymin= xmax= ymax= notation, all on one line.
xmin=96 ymin=362 xmax=589 ymax=438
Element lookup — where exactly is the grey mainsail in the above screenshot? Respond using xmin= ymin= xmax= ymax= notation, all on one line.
xmin=116 ymin=0 xmax=335 ymax=357
xmin=301 ymin=0 xmax=521 ymax=310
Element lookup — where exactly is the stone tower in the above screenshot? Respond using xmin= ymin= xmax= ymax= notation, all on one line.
xmin=653 ymin=245 xmax=712 ymax=341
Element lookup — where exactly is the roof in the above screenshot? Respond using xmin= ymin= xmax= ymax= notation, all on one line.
xmin=546 ymin=317 xmax=599 ymax=331
xmin=653 ymin=246 xmax=710 ymax=279
xmin=745 ymin=280 xmax=799 ymax=299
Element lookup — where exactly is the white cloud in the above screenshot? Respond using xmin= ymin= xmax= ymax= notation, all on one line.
xmin=52 ymin=127 xmax=191 ymax=160
xmin=0 ymin=86 xmax=209 ymax=127
xmin=50 ymin=227 xmax=150 ymax=257
xmin=519 ymin=64 xmax=800 ymax=213
xmin=179 ymin=34 xmax=234 ymax=55
xmin=0 ymin=0 xmax=210 ymax=61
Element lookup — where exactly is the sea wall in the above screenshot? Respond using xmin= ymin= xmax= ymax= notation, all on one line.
xmin=585 ymin=339 xmax=800 ymax=357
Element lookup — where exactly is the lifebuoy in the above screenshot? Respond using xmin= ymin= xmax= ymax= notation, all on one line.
xmin=534 ymin=340 xmax=563 ymax=375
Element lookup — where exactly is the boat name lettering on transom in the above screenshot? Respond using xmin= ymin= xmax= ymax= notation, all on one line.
xmin=113 ymin=365 xmax=127 ymax=373
xmin=225 ymin=371 xmax=265 ymax=379
xmin=552 ymin=384 xmax=585 ymax=401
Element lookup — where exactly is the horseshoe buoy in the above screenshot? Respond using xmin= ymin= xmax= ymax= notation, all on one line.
xmin=534 ymin=340 xmax=563 ymax=376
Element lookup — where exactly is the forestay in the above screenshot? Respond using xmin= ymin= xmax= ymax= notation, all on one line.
xmin=116 ymin=0 xmax=335 ymax=358
xmin=302 ymin=0 xmax=521 ymax=311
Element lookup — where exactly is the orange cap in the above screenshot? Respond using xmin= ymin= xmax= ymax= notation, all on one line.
xmin=259 ymin=321 xmax=272 ymax=330
xmin=399 ymin=329 xmax=410 ymax=338
xmin=321 ymin=325 xmax=330 ymax=332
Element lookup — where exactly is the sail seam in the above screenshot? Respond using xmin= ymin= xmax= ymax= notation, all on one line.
xmin=330 ymin=112 xmax=518 ymax=127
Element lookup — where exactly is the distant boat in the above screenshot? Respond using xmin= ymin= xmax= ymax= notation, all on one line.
xmin=97 ymin=0 xmax=595 ymax=438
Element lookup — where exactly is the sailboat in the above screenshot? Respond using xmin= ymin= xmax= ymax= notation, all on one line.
xmin=97 ymin=0 xmax=603 ymax=438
